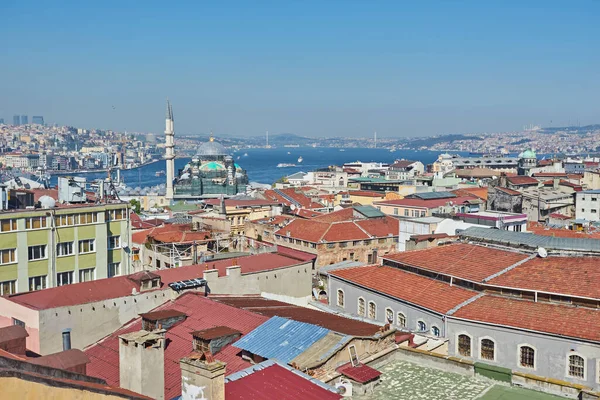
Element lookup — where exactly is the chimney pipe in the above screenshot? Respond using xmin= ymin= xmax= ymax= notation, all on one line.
xmin=62 ymin=329 xmax=71 ymax=351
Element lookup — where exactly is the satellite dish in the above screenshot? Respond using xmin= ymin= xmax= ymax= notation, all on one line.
xmin=537 ymin=247 xmax=548 ymax=258
xmin=290 ymin=204 xmax=297 ymax=211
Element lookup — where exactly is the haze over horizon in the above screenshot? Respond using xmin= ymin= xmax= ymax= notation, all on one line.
xmin=1 ymin=1 xmax=598 ymax=138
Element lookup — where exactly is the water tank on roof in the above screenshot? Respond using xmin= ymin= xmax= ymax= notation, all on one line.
xmin=39 ymin=195 xmax=56 ymax=209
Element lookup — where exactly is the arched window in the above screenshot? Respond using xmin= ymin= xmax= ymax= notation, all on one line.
xmin=368 ymin=301 xmax=376 ymax=319
xmin=431 ymin=326 xmax=440 ymax=337
xmin=458 ymin=334 xmax=471 ymax=357
xmin=417 ymin=320 xmax=426 ymax=332
xmin=519 ymin=346 xmax=535 ymax=369
xmin=336 ymin=289 xmax=344 ymax=308
xmin=397 ymin=313 xmax=406 ymax=328
xmin=480 ymin=338 xmax=495 ymax=361
xmin=568 ymin=354 xmax=585 ymax=379
xmin=357 ymin=297 xmax=365 ymax=317
xmin=385 ymin=308 xmax=393 ymax=324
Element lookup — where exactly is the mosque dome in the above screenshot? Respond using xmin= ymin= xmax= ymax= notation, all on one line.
xmin=518 ymin=149 xmax=536 ymax=159
xmin=196 ymin=137 xmax=227 ymax=157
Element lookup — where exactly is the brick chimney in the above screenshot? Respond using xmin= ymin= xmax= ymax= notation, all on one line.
xmin=180 ymin=353 xmax=226 ymax=400
xmin=119 ymin=330 xmax=166 ymax=400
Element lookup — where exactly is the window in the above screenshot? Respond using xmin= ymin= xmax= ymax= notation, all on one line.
xmin=593 ymin=209 xmax=598 ymax=214
xmin=57 ymin=271 xmax=74 ymax=286
xmin=458 ymin=334 xmax=471 ymax=357
xmin=397 ymin=313 xmax=406 ymax=328
xmin=519 ymin=346 xmax=535 ymax=369
xmin=79 ymin=239 xmax=95 ymax=254
xmin=431 ymin=326 xmax=441 ymax=337
xmin=108 ymin=262 xmax=121 ymax=278
xmin=79 ymin=212 xmax=98 ymax=224
xmin=28 ymin=245 xmax=46 ymax=261
xmin=352 ymin=241 xmax=361 ymax=246
xmin=514 ymin=224 xmax=522 ymax=232
xmin=337 ymin=289 xmax=345 ymax=308
xmin=327 ymin=243 xmax=335 ymax=249
xmin=56 ymin=242 xmax=74 ymax=256
xmin=12 ymin=318 xmax=25 ymax=328
xmin=480 ymin=338 xmax=495 ymax=361
xmin=0 ymin=249 xmax=16 ymax=265
xmin=417 ymin=320 xmax=426 ymax=332
xmin=404 ymin=209 xmax=409 ymax=216
xmin=108 ymin=236 xmax=121 ymax=249
xmin=393 ymin=208 xmax=398 ymax=215
xmin=0 ymin=280 xmax=16 ymax=296
xmin=368 ymin=301 xmax=376 ymax=319
xmin=106 ymin=209 xmax=125 ymax=221
xmin=55 ymin=214 xmax=76 ymax=227
xmin=385 ymin=308 xmax=393 ymax=324
xmin=357 ymin=297 xmax=365 ymax=317
xmin=568 ymin=354 xmax=585 ymax=379
xmin=0 ymin=219 xmax=17 ymax=232
xmin=25 ymin=217 xmax=47 ymax=230
xmin=420 ymin=211 xmax=426 ymax=217
xmin=29 ymin=276 xmax=47 ymax=291
xmin=79 ymin=268 xmax=95 ymax=283
xmin=367 ymin=254 xmax=373 ymax=263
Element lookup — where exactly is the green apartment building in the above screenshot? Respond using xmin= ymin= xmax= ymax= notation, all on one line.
xmin=0 ymin=202 xmax=131 ymax=295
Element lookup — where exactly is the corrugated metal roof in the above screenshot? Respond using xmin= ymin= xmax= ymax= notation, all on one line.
xmin=233 ymin=316 xmax=330 ymax=364
xmin=353 ymin=205 xmax=386 ymax=218
xmin=412 ymin=191 xmax=456 ymax=200
xmin=460 ymin=227 xmax=600 ymax=253
xmin=317 ymin=260 xmax=363 ymax=275
xmin=290 ymin=331 xmax=351 ymax=369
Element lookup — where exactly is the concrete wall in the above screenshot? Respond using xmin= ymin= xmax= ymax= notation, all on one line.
xmin=0 ymin=377 xmax=130 ymax=400
xmin=576 ymin=193 xmax=600 ymax=222
xmin=203 ymin=260 xmax=313 ymax=299
xmin=329 ymin=276 xmax=445 ymax=336
xmin=447 ymin=318 xmax=600 ymax=393
xmin=37 ymin=289 xmax=173 ymax=355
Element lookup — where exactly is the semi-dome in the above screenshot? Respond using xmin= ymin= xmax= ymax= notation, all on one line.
xmin=200 ymin=161 xmax=225 ymax=171
xmin=196 ymin=137 xmax=227 ymax=157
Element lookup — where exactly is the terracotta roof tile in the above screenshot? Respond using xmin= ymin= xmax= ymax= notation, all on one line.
xmin=452 ymin=295 xmax=600 ymax=342
xmin=336 ymin=362 xmax=381 ymax=383
xmin=330 ymin=265 xmax=477 ymax=314
xmin=383 ymin=243 xmax=529 ymax=282
xmin=506 ymin=176 xmax=538 ymax=185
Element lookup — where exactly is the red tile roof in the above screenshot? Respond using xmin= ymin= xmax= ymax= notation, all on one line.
xmin=313 ymin=208 xmax=355 ymax=223
xmin=263 ymin=188 xmax=324 ymax=210
xmin=336 ymin=362 xmax=381 ymax=383
xmin=355 ymin=216 xmax=398 ymax=237
xmin=527 ymin=222 xmax=600 ymax=239
xmin=452 ymin=295 xmax=600 ymax=342
xmin=130 ymin=213 xmax=164 ymax=229
xmin=323 ymin=222 xmax=370 ymax=242
xmin=212 ymin=296 xmax=381 ymax=337
xmin=191 ymin=326 xmax=240 ymax=340
xmin=488 ymin=256 xmax=600 ymax=299
xmin=203 ymin=199 xmax=279 ymax=208
xmin=85 ymin=292 xmax=269 ymax=400
xmin=451 ymin=187 xmax=489 ymax=201
xmin=7 ymin=252 xmax=307 ymax=310
xmin=494 ymin=187 xmax=522 ymax=196
xmin=291 ymin=208 xmax=323 ymax=219
xmin=330 ymin=265 xmax=477 ymax=314
xmin=383 ymin=244 xmax=529 ymax=282
xmin=344 ymin=190 xmax=386 ymax=198
xmin=533 ymin=172 xmax=569 ymax=178
xmin=389 ymin=160 xmax=417 ymax=169
xmin=374 ymin=195 xmax=479 ymax=209
xmin=506 ymin=176 xmax=538 ymax=185
xmin=131 ymin=223 xmax=212 ymax=245
xmin=225 ymin=364 xmax=341 ymax=400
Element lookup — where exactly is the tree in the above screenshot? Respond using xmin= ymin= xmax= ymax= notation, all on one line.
xmin=129 ymin=199 xmax=141 ymax=214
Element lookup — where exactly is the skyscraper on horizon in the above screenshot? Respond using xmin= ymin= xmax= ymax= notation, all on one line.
xmin=32 ymin=116 xmax=44 ymax=125
xmin=13 ymin=115 xmax=20 ymax=126
xmin=0 ymin=118 xmax=4 ymax=124
xmin=21 ymin=115 xmax=28 ymax=125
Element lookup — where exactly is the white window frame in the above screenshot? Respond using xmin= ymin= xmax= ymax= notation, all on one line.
xmin=108 ymin=235 xmax=121 ymax=250
xmin=56 ymin=271 xmax=74 ymax=286
xmin=28 ymin=245 xmax=47 ymax=261
xmin=108 ymin=262 xmax=121 ymax=278
xmin=397 ymin=312 xmax=407 ymax=328
xmin=368 ymin=301 xmax=377 ymax=320
xmin=79 ymin=239 xmax=96 ymax=254
xmin=25 ymin=216 xmax=47 ymax=230
xmin=0 ymin=280 xmax=16 ymax=296
xmin=517 ymin=344 xmax=537 ymax=371
xmin=336 ymin=288 xmax=345 ymax=308
xmin=29 ymin=275 xmax=47 ymax=291
xmin=0 ymin=248 xmax=17 ymax=265
xmin=385 ymin=307 xmax=394 ymax=324
xmin=79 ymin=268 xmax=95 ymax=283
xmin=456 ymin=332 xmax=473 ymax=357
xmin=0 ymin=219 xmax=17 ymax=233
xmin=56 ymin=242 xmax=74 ymax=257
xmin=479 ymin=336 xmax=497 ymax=362
xmin=416 ymin=319 xmax=427 ymax=332
xmin=566 ymin=352 xmax=586 ymax=381
xmin=357 ymin=297 xmax=366 ymax=317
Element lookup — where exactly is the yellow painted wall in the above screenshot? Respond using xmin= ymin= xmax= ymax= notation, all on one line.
xmin=56 ymin=227 xmax=75 ymax=242
xmin=0 ymin=264 xmax=18 ymax=281
xmin=0 ymin=232 xmax=18 ymax=248
xmin=77 ymin=225 xmax=96 ymax=240
xmin=28 ymin=260 xmax=49 ymax=277
xmin=0 ymin=377 xmax=129 ymax=400
xmin=26 ymin=230 xmax=48 ymax=246
xmin=56 ymin=256 xmax=76 ymax=273
xmin=79 ymin=253 xmax=96 ymax=269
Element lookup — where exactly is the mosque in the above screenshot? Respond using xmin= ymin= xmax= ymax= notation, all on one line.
xmin=164 ymin=101 xmax=249 ymax=200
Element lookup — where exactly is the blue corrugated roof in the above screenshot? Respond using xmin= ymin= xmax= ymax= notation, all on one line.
xmin=233 ymin=316 xmax=330 ymax=364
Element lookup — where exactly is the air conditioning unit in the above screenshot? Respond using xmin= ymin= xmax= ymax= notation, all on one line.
xmin=335 ymin=379 xmax=353 ymax=397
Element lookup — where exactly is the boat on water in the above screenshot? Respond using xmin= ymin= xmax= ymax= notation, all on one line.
xmin=287 ymin=151 xmax=291 ymax=155
xmin=298 ymin=156 xmax=303 ymax=163
xmin=243 ymin=153 xmax=248 ymax=157
xmin=339 ymin=149 xmax=345 ymax=152
xmin=155 ymin=170 xmax=165 ymax=177
xmin=277 ymin=163 xmax=296 ymax=168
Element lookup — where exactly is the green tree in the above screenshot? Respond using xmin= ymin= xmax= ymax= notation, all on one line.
xmin=129 ymin=199 xmax=142 ymax=214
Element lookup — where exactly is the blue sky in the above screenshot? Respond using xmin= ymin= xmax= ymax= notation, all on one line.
xmin=1 ymin=1 xmax=598 ymax=137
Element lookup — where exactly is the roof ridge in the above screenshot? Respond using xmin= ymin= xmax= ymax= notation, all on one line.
xmin=482 ymin=253 xmax=537 ymax=282
xmin=353 ymin=220 xmax=372 ymax=237
xmin=446 ymin=293 xmax=485 ymax=316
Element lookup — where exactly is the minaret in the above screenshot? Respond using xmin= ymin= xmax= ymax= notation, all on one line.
xmin=165 ymin=100 xmax=175 ymax=200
